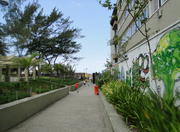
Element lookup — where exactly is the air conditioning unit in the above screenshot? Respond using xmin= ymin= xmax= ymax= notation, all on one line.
xmin=157 ymin=9 xmax=163 ymax=19
xmin=0 ymin=0 xmax=9 ymax=6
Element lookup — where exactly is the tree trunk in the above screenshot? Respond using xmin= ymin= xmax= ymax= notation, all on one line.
xmin=5 ymin=65 xmax=10 ymax=82
xmin=25 ymin=68 xmax=29 ymax=82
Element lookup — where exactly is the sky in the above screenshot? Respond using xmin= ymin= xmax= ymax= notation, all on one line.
xmin=0 ymin=0 xmax=113 ymax=74
xmin=38 ymin=0 xmax=112 ymax=73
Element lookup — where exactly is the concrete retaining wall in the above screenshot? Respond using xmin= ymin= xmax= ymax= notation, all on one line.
xmin=0 ymin=86 xmax=70 ymax=132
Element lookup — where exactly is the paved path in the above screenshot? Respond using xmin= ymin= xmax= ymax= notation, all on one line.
xmin=8 ymin=83 xmax=113 ymax=132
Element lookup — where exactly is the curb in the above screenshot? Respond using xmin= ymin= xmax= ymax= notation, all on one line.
xmin=99 ymin=91 xmax=130 ymax=132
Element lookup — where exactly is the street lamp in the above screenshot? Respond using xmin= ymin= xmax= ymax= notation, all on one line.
xmin=0 ymin=0 xmax=9 ymax=6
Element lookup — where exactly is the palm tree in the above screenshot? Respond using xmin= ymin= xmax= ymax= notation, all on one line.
xmin=14 ymin=53 xmax=39 ymax=82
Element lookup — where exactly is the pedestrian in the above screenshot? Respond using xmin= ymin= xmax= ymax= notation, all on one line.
xmin=83 ymin=80 xmax=86 ymax=85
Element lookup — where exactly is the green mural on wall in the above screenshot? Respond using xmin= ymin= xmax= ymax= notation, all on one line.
xmin=152 ymin=29 xmax=180 ymax=100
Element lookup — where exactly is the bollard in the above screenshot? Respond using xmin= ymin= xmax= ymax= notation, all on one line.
xmin=94 ymin=85 xmax=99 ymax=95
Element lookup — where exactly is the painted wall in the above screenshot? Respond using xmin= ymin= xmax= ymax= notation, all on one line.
xmin=117 ymin=23 xmax=180 ymax=100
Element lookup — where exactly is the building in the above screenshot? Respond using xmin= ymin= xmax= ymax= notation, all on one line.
xmin=110 ymin=0 xmax=180 ymax=99
xmin=0 ymin=56 xmax=37 ymax=82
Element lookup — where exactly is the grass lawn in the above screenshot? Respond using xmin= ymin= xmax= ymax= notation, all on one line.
xmin=0 ymin=77 xmax=80 ymax=105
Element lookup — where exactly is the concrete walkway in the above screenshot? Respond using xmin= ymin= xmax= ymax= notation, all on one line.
xmin=7 ymin=83 xmax=113 ymax=132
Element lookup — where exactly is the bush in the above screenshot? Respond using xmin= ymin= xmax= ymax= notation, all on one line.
xmin=96 ymin=69 xmax=119 ymax=88
xmin=102 ymin=81 xmax=180 ymax=132
xmin=0 ymin=77 xmax=80 ymax=105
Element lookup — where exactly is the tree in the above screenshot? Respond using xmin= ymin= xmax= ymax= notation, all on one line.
xmin=0 ymin=39 xmax=7 ymax=55
xmin=26 ymin=7 xmax=82 ymax=64
xmin=2 ymin=1 xmax=39 ymax=56
xmin=41 ymin=63 xmax=53 ymax=76
xmin=2 ymin=0 xmax=82 ymax=64
xmin=105 ymin=58 xmax=113 ymax=69
xmin=0 ymin=25 xmax=8 ymax=55
xmin=14 ymin=53 xmax=39 ymax=82
xmin=54 ymin=63 xmax=75 ymax=78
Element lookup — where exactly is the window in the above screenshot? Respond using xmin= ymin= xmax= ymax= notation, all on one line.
xmin=128 ymin=0 xmax=135 ymax=9
xmin=150 ymin=0 xmax=159 ymax=15
xmin=150 ymin=0 xmax=168 ymax=16
xmin=159 ymin=0 xmax=167 ymax=6
xmin=143 ymin=4 xmax=150 ymax=19
xmin=131 ymin=22 xmax=136 ymax=35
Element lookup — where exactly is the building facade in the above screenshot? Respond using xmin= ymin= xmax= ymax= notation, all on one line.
xmin=110 ymin=0 xmax=180 ymax=99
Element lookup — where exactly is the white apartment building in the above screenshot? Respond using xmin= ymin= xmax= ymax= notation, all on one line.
xmin=110 ymin=0 xmax=180 ymax=100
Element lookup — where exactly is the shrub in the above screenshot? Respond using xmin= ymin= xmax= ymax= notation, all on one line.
xmin=97 ymin=69 xmax=119 ymax=88
xmin=0 ymin=77 xmax=80 ymax=105
xmin=102 ymin=80 xmax=180 ymax=132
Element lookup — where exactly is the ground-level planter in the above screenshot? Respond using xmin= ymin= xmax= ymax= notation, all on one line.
xmin=0 ymin=86 xmax=70 ymax=132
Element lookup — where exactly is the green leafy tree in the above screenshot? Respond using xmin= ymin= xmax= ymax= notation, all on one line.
xmin=2 ymin=0 xmax=82 ymax=64
xmin=0 ymin=39 xmax=7 ymax=55
xmin=54 ymin=63 xmax=75 ymax=78
xmin=14 ymin=53 xmax=39 ymax=82
xmin=152 ymin=29 xmax=180 ymax=100
xmin=41 ymin=64 xmax=53 ymax=75
xmin=0 ymin=25 xmax=8 ymax=55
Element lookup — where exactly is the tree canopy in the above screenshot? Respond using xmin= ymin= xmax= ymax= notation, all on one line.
xmin=1 ymin=0 xmax=82 ymax=64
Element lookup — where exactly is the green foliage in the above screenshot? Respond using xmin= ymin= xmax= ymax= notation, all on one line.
xmin=131 ymin=59 xmax=149 ymax=89
xmin=41 ymin=64 xmax=53 ymax=75
xmin=14 ymin=53 xmax=39 ymax=68
xmin=0 ymin=39 xmax=7 ymax=55
xmin=1 ymin=0 xmax=82 ymax=63
xmin=96 ymin=69 xmax=119 ymax=87
xmin=102 ymin=81 xmax=180 ymax=131
xmin=0 ymin=77 xmax=80 ymax=105
xmin=104 ymin=59 xmax=112 ymax=69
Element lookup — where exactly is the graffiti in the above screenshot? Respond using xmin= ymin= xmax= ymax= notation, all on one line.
xmin=132 ymin=54 xmax=150 ymax=89
xmin=125 ymin=54 xmax=150 ymax=89
xmin=152 ymin=29 xmax=180 ymax=100
xmin=138 ymin=54 xmax=150 ymax=82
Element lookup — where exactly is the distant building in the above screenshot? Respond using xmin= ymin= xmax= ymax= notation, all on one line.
xmin=110 ymin=0 xmax=180 ymax=98
xmin=74 ymin=73 xmax=86 ymax=80
xmin=0 ymin=56 xmax=37 ymax=82
xmin=0 ymin=56 xmax=23 ymax=82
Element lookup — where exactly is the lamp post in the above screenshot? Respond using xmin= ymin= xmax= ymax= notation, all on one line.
xmin=0 ymin=0 xmax=9 ymax=6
